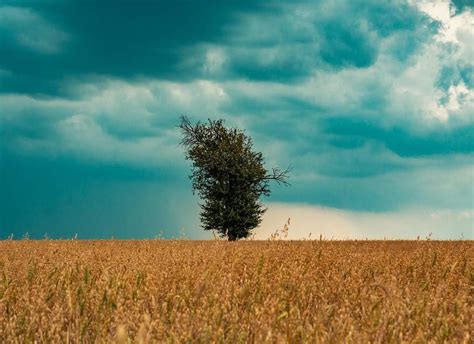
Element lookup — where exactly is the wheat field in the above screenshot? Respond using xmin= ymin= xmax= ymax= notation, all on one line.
xmin=0 ymin=240 xmax=472 ymax=343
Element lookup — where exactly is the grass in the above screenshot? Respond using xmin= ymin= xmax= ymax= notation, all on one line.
xmin=0 ymin=239 xmax=472 ymax=342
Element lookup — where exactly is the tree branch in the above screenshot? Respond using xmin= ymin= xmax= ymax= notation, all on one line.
xmin=264 ymin=165 xmax=291 ymax=186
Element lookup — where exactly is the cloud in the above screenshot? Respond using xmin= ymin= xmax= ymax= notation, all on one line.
xmin=0 ymin=0 xmax=269 ymax=95
xmin=272 ymin=163 xmax=473 ymax=212
xmin=0 ymin=78 xmax=229 ymax=167
xmin=0 ymin=6 xmax=68 ymax=54
xmin=321 ymin=117 xmax=474 ymax=157
xmin=0 ymin=0 xmax=439 ymax=95
xmin=0 ymin=0 xmax=472 ymax=238
xmin=450 ymin=0 xmax=473 ymax=13
xmin=256 ymin=202 xmax=473 ymax=240
xmin=186 ymin=0 xmax=436 ymax=81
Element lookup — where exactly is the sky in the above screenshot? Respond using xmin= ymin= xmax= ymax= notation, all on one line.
xmin=0 ymin=0 xmax=473 ymax=240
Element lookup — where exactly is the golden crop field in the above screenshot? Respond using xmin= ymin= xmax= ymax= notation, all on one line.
xmin=0 ymin=240 xmax=472 ymax=343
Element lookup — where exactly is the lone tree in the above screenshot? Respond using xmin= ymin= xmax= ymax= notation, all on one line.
xmin=179 ymin=116 xmax=289 ymax=241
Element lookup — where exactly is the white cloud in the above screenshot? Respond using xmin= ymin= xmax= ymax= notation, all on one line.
xmin=203 ymin=47 xmax=226 ymax=74
xmin=416 ymin=0 xmax=452 ymax=25
xmin=416 ymin=0 xmax=474 ymax=45
xmin=0 ymin=78 xmax=230 ymax=167
xmin=411 ymin=1 xmax=474 ymax=121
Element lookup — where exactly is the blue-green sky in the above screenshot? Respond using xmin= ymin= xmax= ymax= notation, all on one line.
xmin=1 ymin=0 xmax=473 ymax=239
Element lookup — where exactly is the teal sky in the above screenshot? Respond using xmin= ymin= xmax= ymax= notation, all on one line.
xmin=1 ymin=0 xmax=473 ymax=239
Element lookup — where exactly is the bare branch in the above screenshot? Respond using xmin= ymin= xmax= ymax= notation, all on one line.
xmin=264 ymin=165 xmax=291 ymax=186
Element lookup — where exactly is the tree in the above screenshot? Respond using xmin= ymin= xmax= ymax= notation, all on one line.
xmin=179 ymin=116 xmax=290 ymax=241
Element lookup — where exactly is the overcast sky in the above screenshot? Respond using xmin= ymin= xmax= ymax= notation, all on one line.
xmin=1 ymin=0 xmax=472 ymax=239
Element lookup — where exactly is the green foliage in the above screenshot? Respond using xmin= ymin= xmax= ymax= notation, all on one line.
xmin=179 ymin=116 xmax=289 ymax=240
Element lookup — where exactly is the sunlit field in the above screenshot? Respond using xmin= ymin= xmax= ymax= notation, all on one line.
xmin=1 ymin=240 xmax=472 ymax=343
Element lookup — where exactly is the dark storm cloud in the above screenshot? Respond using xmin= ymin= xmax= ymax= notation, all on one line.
xmin=322 ymin=117 xmax=474 ymax=157
xmin=0 ymin=0 xmax=437 ymax=95
xmin=0 ymin=0 xmax=270 ymax=96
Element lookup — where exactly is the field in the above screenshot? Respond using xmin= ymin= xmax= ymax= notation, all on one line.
xmin=0 ymin=240 xmax=472 ymax=343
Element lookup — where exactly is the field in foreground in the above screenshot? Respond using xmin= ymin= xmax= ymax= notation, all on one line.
xmin=0 ymin=240 xmax=472 ymax=343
